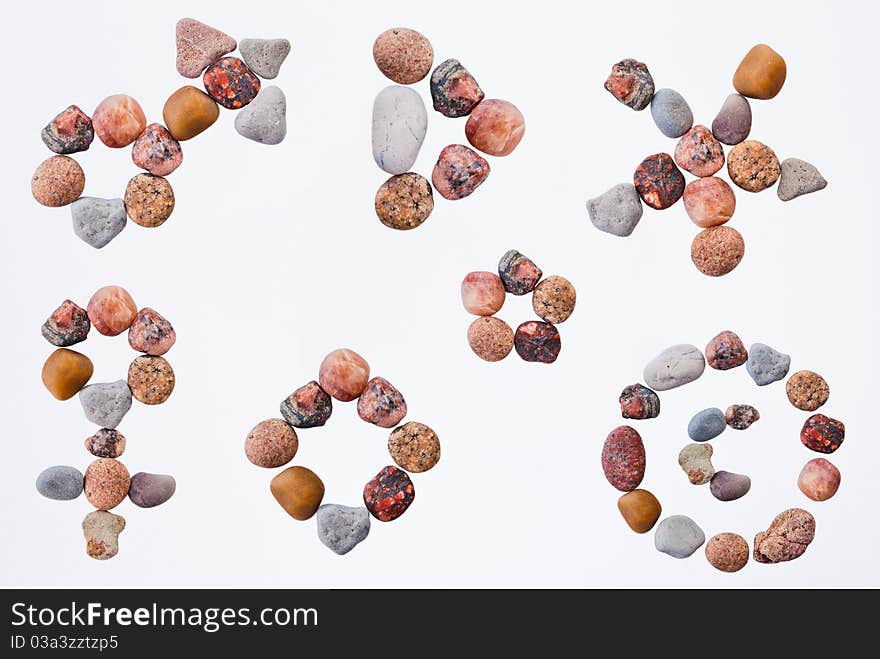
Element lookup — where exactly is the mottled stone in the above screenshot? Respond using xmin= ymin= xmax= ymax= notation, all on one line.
xmin=128 ymin=308 xmax=176 ymax=356
xmin=363 ymin=465 xmax=415 ymax=522
xmin=691 ymin=226 xmax=745 ymax=277
xmin=725 ymin=405 xmax=760 ymax=430
xmin=163 ymin=86 xmax=219 ymax=141
xmin=270 ymin=466 xmax=325 ymax=521
xmin=778 ymin=158 xmax=827 ymax=201
xmin=239 ymin=38 xmax=291 ymax=79
xmin=617 ymin=489 xmax=661 ymax=533
xmin=798 ymin=458 xmax=841 ymax=502
xmin=432 ymin=144 xmax=490 ymax=200
xmin=372 ymin=85 xmax=426 ymax=174
xmin=746 ymin=343 xmax=791 ymax=386
xmin=235 ymin=86 xmax=287 ymax=145
xmin=42 ymin=299 xmax=90 ymax=347
xmin=753 ymin=508 xmax=815 ymax=564
xmin=706 ymin=330 xmax=748 ymax=370
xmin=514 ymin=321 xmax=561 ymax=363
xmin=42 ymin=105 xmax=94 ymax=154
xmin=203 ymin=57 xmax=261 ymax=109
xmin=467 ymin=317 xmax=514 ymax=362
xmin=461 ymin=271 xmax=506 ymax=316
xmin=674 ymin=125 xmax=724 ymax=177
xmin=131 ymin=124 xmax=183 ymax=176
xmin=318 ymin=349 xmax=370 ymax=402
xmin=678 ymin=443 xmax=714 ymax=485
xmin=683 ymin=177 xmax=736 ymax=228
xmin=650 ymin=88 xmax=693 ymax=138
xmin=430 ymin=59 xmax=484 ymax=117
xmin=375 ymin=173 xmax=434 ymax=230
xmin=124 ymin=173 xmax=175 ymax=228
xmin=316 ymin=504 xmax=370 ymax=555
xmin=633 ymin=153 xmax=685 ymax=210
xmin=85 ymin=429 xmax=126 ymax=458
xmin=728 ymin=140 xmax=780 ymax=192
xmin=373 ymin=28 xmax=433 ymax=84
xmin=643 ymin=344 xmax=705 ymax=391
xmin=42 ymin=348 xmax=93 ymax=400
xmin=688 ymin=408 xmax=726 ymax=442
xmin=280 ymin=381 xmax=333 ymax=428
xmin=655 ymin=515 xmax=705 ymax=559
xmin=619 ymin=383 xmax=660 ymax=420
xmin=128 ymin=472 xmax=176 ymax=508
xmin=532 ymin=275 xmax=576 ymax=324
xmin=357 ymin=376 xmax=408 ymax=428
xmin=786 ymin=371 xmax=830 ymax=411
xmin=388 ymin=421 xmax=441 ymax=473
xmin=245 ymin=418 xmax=298 ymax=468
xmin=587 ymin=183 xmax=644 ymax=237
xmin=705 ymin=533 xmax=749 ymax=573
xmin=87 ymin=286 xmax=137 ymax=336
xmin=71 ymin=197 xmax=126 ymax=248
xmin=710 ymin=471 xmax=751 ymax=501
xmin=83 ymin=510 xmax=124 ymax=560
xmin=36 ymin=465 xmax=83 ymax=500
xmin=712 ymin=94 xmax=751 ymax=145
xmin=175 ymin=18 xmax=236 ymax=78
xmin=79 ymin=380 xmax=132 ymax=428
xmin=498 ymin=250 xmax=542 ymax=295
xmin=733 ymin=44 xmax=787 ymax=100
xmin=465 ymin=99 xmax=525 ymax=157
xmin=604 ymin=58 xmax=654 ymax=111
xmin=602 ymin=426 xmax=646 ymax=492
xmin=84 ymin=458 xmax=131 ymax=510
xmin=801 ymin=414 xmax=844 ymax=454
xmin=128 ymin=355 xmax=175 ymax=405
xmin=92 ymin=95 xmax=146 ymax=148
xmin=31 ymin=156 xmax=84 ymax=207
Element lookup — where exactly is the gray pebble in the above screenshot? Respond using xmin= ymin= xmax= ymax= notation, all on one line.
xmin=777 ymin=158 xmax=827 ymax=201
xmin=710 ymin=471 xmax=751 ymax=502
xmin=128 ymin=472 xmax=176 ymax=508
xmin=372 ymin=85 xmax=427 ymax=175
xmin=650 ymin=89 xmax=693 ymax=138
xmin=687 ymin=408 xmax=726 ymax=442
xmin=239 ymin=38 xmax=291 ymax=79
xmin=746 ymin=343 xmax=791 ymax=386
xmin=643 ymin=344 xmax=706 ymax=391
xmin=654 ymin=515 xmax=705 ymax=559
xmin=711 ymin=94 xmax=751 ymax=145
xmin=235 ymin=86 xmax=287 ymax=145
xmin=678 ymin=443 xmax=714 ymax=485
xmin=71 ymin=197 xmax=126 ymax=249
xmin=316 ymin=504 xmax=370 ymax=555
xmin=36 ymin=465 xmax=83 ymax=501
xmin=586 ymin=183 xmax=643 ymax=237
xmin=79 ymin=380 xmax=132 ymax=428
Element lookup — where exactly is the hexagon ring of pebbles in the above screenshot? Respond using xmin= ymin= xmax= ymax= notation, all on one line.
xmin=633 ymin=153 xmax=685 ymax=210
xmin=375 ymin=172 xmax=434 ymax=230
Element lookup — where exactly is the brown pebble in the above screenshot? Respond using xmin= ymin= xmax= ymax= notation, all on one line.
xmin=245 ymin=418 xmax=298 ymax=468
xmin=798 ymin=458 xmax=841 ymax=501
xmin=127 ymin=355 xmax=175 ymax=405
xmin=617 ymin=489 xmax=662 ymax=533
xmin=375 ymin=173 xmax=434 ymax=230
xmin=162 ymin=86 xmax=220 ymax=141
xmin=532 ymin=275 xmax=576 ymax=324
xmin=786 ymin=370 xmax=830 ymax=411
xmin=727 ymin=140 xmax=780 ymax=192
xmin=467 ymin=316 xmax=514 ymax=362
xmin=84 ymin=458 xmax=131 ymax=510
xmin=270 ymin=466 xmax=325 ymax=521
xmin=691 ymin=226 xmax=745 ymax=276
xmin=733 ymin=44 xmax=787 ymax=100
xmin=388 ymin=421 xmax=440 ymax=473
xmin=373 ymin=28 xmax=433 ymax=84
xmin=705 ymin=533 xmax=749 ymax=572
xmin=31 ymin=156 xmax=85 ymax=207
xmin=85 ymin=429 xmax=126 ymax=458
xmin=124 ymin=173 xmax=175 ymax=228
xmin=42 ymin=348 xmax=93 ymax=400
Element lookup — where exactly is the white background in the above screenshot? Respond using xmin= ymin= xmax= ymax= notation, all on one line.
xmin=1 ymin=0 xmax=876 ymax=588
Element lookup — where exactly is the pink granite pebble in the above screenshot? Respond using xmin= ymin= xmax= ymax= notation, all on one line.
xmin=461 ymin=272 xmax=505 ymax=316
xmin=357 ymin=377 xmax=408 ymax=428
xmin=128 ymin=308 xmax=176 ymax=356
xmin=131 ymin=124 xmax=183 ymax=176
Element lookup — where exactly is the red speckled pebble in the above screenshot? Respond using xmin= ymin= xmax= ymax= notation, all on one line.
xmin=128 ymin=307 xmax=176 ymax=356
xmin=705 ymin=330 xmax=748 ymax=370
xmin=602 ymin=426 xmax=646 ymax=491
xmin=87 ymin=286 xmax=137 ymax=336
xmin=92 ymin=95 xmax=146 ymax=148
xmin=357 ymin=376 xmax=408 ymax=428
xmin=131 ymin=124 xmax=183 ymax=176
xmin=432 ymin=144 xmax=490 ymax=200
xmin=800 ymin=414 xmax=845 ymax=454
xmin=633 ymin=153 xmax=685 ymax=210
xmin=363 ymin=466 xmax=415 ymax=522
xmin=203 ymin=57 xmax=261 ymax=109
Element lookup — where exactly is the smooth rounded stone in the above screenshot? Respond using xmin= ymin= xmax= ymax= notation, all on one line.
xmin=124 ymin=173 xmax=175 ymax=228
xmin=372 ymin=86 xmax=427 ymax=175
xmin=239 ymin=38 xmax=291 ymax=79
xmin=683 ymin=177 xmax=736 ymax=228
xmin=363 ymin=465 xmax=415 ymax=522
xmin=375 ymin=173 xmax=434 ymax=230
xmin=467 ymin=317 xmax=514 ymax=362
xmin=786 ymin=370 xmax=830 ymax=411
xmin=87 ymin=285 xmax=137 ymax=336
xmin=245 ymin=418 xmax=299 ymax=468
xmin=674 ymin=125 xmax=724 ymax=177
xmin=633 ymin=153 xmax=685 ymax=210
xmin=604 ymin=58 xmax=654 ymax=111
xmin=778 ymin=158 xmax=827 ymax=201
xmin=128 ymin=307 xmax=176 ymax=356
xmin=271 ymin=466 xmax=325 ymax=521
xmin=801 ymin=414 xmax=845 ymax=454
xmin=42 ymin=105 xmax=94 ymax=154
xmin=92 ymin=95 xmax=146 ymax=148
xmin=753 ymin=508 xmax=815 ymax=564
xmin=532 ymin=275 xmax=576 ymax=324
xmin=318 ymin=349 xmax=370 ymax=402
xmin=163 ymin=86 xmax=219 ymax=141
xmin=432 ymin=144 xmax=490 ymax=200
xmin=128 ymin=355 xmax=175 ymax=405
xmin=128 ymin=472 xmax=176 ymax=508
xmin=688 ymin=408 xmax=726 ymax=442
xmin=175 ymin=17 xmax=236 ymax=78
xmin=235 ymin=86 xmax=287 ymax=145
xmin=42 ymin=299 xmax=90 ymax=347
xmin=317 ymin=504 xmax=371 ymax=555
xmin=617 ymin=489 xmax=661 ymax=533
xmin=601 ymin=426 xmax=646 ymax=492
xmin=514 ymin=320 xmax=561 ymax=363
xmin=650 ymin=89 xmax=693 ymax=138
xmin=84 ymin=458 xmax=131 ymax=510
xmin=643 ymin=344 xmax=705 ymax=391
xmin=678 ymin=443 xmax=714 ymax=485
xmin=430 ymin=59 xmax=484 ymax=118
xmin=83 ymin=510 xmax=125 ymax=560
xmin=42 ymin=348 xmax=93 ymax=400
xmin=131 ymin=124 xmax=183 ymax=176
xmin=734 ymin=44 xmax=787 ymax=100
xmin=85 ymin=428 xmax=126 ymax=458
xmin=728 ymin=140 xmax=780 ymax=192
xmin=71 ymin=197 xmax=126 ymax=248
xmin=587 ymin=183 xmax=644 ymax=237
xmin=725 ymin=405 xmax=760 ymax=430
xmin=746 ymin=343 xmax=791 ymax=386
xmin=373 ymin=28 xmax=433 ymax=84
xmin=654 ymin=515 xmax=705 ymax=559
xmin=461 ymin=272 xmax=506 ymax=316
xmin=465 ymin=99 xmax=525 ymax=157
xmin=36 ymin=465 xmax=83 ymax=501
xmin=619 ymin=383 xmax=660 ymax=420
xmin=280 ymin=381 xmax=333 ymax=428
xmin=705 ymin=533 xmax=749 ymax=573
xmin=79 ymin=381 xmax=132 ymax=428
xmin=710 ymin=471 xmax=751 ymax=502
xmin=388 ymin=421 xmax=441 ymax=473
xmin=798 ymin=458 xmax=841 ymax=501
xmin=705 ymin=330 xmax=748 ymax=370
xmin=31 ymin=156 xmax=84 ymax=207
xmin=691 ymin=226 xmax=745 ymax=277
xmin=712 ymin=94 xmax=751 ymax=145
xmin=203 ymin=57 xmax=261 ymax=109
xmin=498 ymin=250 xmax=542 ymax=295
xmin=357 ymin=376 xmax=408 ymax=428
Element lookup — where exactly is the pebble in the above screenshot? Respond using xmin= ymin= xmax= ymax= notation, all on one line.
xmin=786 ymin=370 xmax=830 ymax=411
xmin=36 ymin=465 xmax=83 ymax=501
xmin=87 ymin=286 xmax=137 ymax=336
xmin=674 ymin=125 xmax=724 ymax=177
xmin=633 ymin=153 xmax=685 ymax=210
xmin=128 ymin=307 xmax=176 ymax=356
xmin=727 ymin=140 xmax=780 ymax=192
xmin=71 ymin=197 xmax=126 ymax=248
xmin=270 ymin=466 xmax=325 ymax=521
xmin=753 ymin=508 xmax=815 ymax=564
xmin=498 ymin=250 xmax=542 ymax=295
xmin=710 ymin=471 xmax=751 ymax=501
xmin=79 ymin=380 xmax=132 ymax=428
xmin=128 ymin=355 xmax=175 ymax=405
xmin=41 ymin=348 xmax=93 ymax=400
xmin=31 ymin=156 xmax=85 ymax=207
xmin=712 ymin=94 xmax=751 ymax=145
xmin=678 ymin=443 xmax=714 ymax=485
xmin=84 ymin=458 xmax=131 ymax=510
xmin=318 ymin=349 xmax=370 ymax=402
xmin=203 ymin=57 xmax=261 ymax=109
xmin=235 ymin=86 xmax=287 ymax=145
xmin=514 ymin=321 xmax=561 ymax=363
xmin=371 ymin=85 xmax=426 ymax=175
xmin=467 ymin=317 xmax=514 ymax=362
xmin=375 ymin=173 xmax=434 ymax=230
xmin=432 ymin=144 xmax=490 ymax=200
xmin=357 ymin=376 xmax=408 ymax=428
xmin=705 ymin=533 xmax=749 ymax=572
xmin=388 ymin=421 xmax=441 ymax=472
xmin=42 ymin=299 xmax=90 ymax=347
xmin=705 ymin=330 xmax=748 ymax=370
xmin=586 ymin=183 xmax=644 ymax=237
xmin=682 ymin=177 xmax=736 ymax=228
xmin=617 ymin=489 xmax=661 ymax=533
xmin=532 ymin=275 xmax=576 ymax=324
xmin=777 ymin=158 xmax=827 ymax=201
xmin=163 ymin=86 xmax=219 ymax=141
xmin=280 ymin=381 xmax=333 ymax=428
xmin=733 ymin=44 xmax=787 ymax=100
xmin=465 ymin=99 xmax=525 ymax=157
xmin=461 ymin=272 xmax=506 ymax=316
xmin=317 ymin=505 xmax=371 ymax=555
xmin=643 ymin=344 xmax=705 ymax=391
xmin=363 ymin=465 xmax=415 ymax=522
xmin=430 ymin=59 xmax=484 ymax=117
xmin=691 ymin=225 xmax=745 ymax=277
xmin=131 ymin=124 xmax=183 ymax=176
xmin=801 ymin=414 xmax=845 ymax=454
xmin=239 ymin=38 xmax=291 ymax=79
xmin=124 ymin=173 xmax=175 ymax=228
xmin=725 ymin=405 xmax=760 ymax=430
xmin=92 ymin=95 xmax=146 ymax=148
xmin=798 ymin=458 xmax=841 ymax=501
xmin=175 ymin=18 xmax=236 ymax=78
xmin=746 ymin=343 xmax=791 ymax=386
xmin=82 ymin=510 xmax=125 ymax=560
xmin=373 ymin=28 xmax=433 ymax=84
xmin=601 ymin=426 xmax=646 ymax=492
xmin=245 ymin=418 xmax=299 ymax=468
xmin=650 ymin=89 xmax=693 ymax=138
xmin=128 ymin=472 xmax=176 ymax=508
xmin=619 ymin=383 xmax=660 ymax=420
xmin=604 ymin=59 xmax=654 ymax=111
xmin=654 ymin=515 xmax=705 ymax=559
xmin=688 ymin=408 xmax=726 ymax=442
xmin=85 ymin=428 xmax=126 ymax=458
xmin=42 ymin=105 xmax=94 ymax=154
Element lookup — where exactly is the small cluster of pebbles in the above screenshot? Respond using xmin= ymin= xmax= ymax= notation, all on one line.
xmin=589 ymin=45 xmax=827 ymax=276
xmin=37 ymin=287 xmax=177 ymax=560
xmin=372 ymin=28 xmax=524 ymax=230
xmin=245 ymin=348 xmax=440 ymax=554
xmin=31 ymin=18 xmax=290 ymax=248
xmin=462 ymin=250 xmax=575 ymax=364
